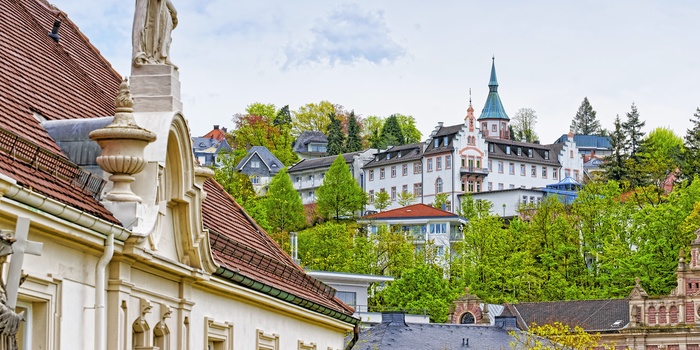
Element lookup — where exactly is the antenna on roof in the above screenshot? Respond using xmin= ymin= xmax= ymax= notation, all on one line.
xmin=48 ymin=19 xmax=61 ymax=43
xmin=469 ymin=88 xmax=472 ymax=105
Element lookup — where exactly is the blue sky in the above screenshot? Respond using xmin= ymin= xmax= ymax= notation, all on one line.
xmin=53 ymin=1 xmax=700 ymax=143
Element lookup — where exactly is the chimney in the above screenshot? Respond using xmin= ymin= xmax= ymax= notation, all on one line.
xmin=381 ymin=311 xmax=407 ymax=326
xmin=494 ymin=316 xmax=518 ymax=330
xmin=48 ymin=19 xmax=61 ymax=42
xmin=214 ymin=125 xmax=219 ymax=130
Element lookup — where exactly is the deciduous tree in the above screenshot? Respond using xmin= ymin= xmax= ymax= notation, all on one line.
xmin=292 ymin=101 xmax=348 ymax=136
xmin=316 ymin=155 xmax=366 ymax=220
xmin=374 ymin=191 xmax=391 ymax=211
xmin=511 ymin=108 xmax=539 ymax=142
xmin=397 ymin=191 xmax=416 ymax=207
xmin=394 ymin=114 xmax=422 ymax=144
xmin=264 ymin=168 xmax=306 ymax=233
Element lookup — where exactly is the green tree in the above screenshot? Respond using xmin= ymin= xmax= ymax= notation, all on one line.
xmin=344 ymin=110 xmax=362 ymax=152
xmin=622 ymin=102 xmax=645 ymax=156
xmin=570 ymin=97 xmax=602 ymax=135
xmin=683 ymin=108 xmax=700 ymax=179
xmin=380 ymin=114 xmax=405 ymax=147
xmin=232 ymin=102 xmax=298 ymax=166
xmin=213 ymin=151 xmax=257 ymax=203
xmin=362 ymin=115 xmax=385 ymax=149
xmin=273 ymin=104 xmax=292 ymax=126
xmin=380 ymin=264 xmax=456 ymax=322
xmin=293 ymin=101 xmax=348 ymax=136
xmin=394 ymin=114 xmax=422 ymax=144
xmin=636 ymin=127 xmax=683 ymax=190
xmin=510 ymin=322 xmax=614 ymax=350
xmin=397 ymin=191 xmax=416 ymax=207
xmin=433 ymin=193 xmax=449 ymax=210
xmin=511 ymin=108 xmax=539 ymax=142
xmin=264 ymin=168 xmax=306 ymax=233
xmin=602 ymin=115 xmax=627 ymax=182
xmin=326 ymin=112 xmax=345 ymax=156
xmin=298 ymin=222 xmax=353 ymax=271
xmin=317 ymin=155 xmax=366 ymax=220
xmin=374 ymin=191 xmax=391 ymax=211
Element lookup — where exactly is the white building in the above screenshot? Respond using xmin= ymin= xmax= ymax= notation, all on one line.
xmin=362 ymin=58 xmax=583 ymax=217
xmin=288 ymin=150 xmax=376 ymax=205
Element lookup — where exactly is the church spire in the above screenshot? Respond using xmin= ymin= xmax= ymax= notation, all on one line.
xmin=488 ymin=56 xmax=498 ymax=92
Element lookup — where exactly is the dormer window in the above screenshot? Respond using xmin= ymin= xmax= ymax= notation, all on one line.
xmin=544 ymin=151 xmax=549 ymax=160
xmin=527 ymin=149 xmax=533 ymax=157
xmin=506 ymin=146 xmax=511 ymax=155
xmin=488 ymin=143 xmax=494 ymax=152
xmin=386 ymin=153 xmax=391 ymax=160
xmin=434 ymin=139 xmax=439 ymax=148
xmin=398 ymin=152 xmax=402 ymax=158
xmin=517 ymin=147 xmax=522 ymax=156
xmin=443 ymin=136 xmax=448 ymax=146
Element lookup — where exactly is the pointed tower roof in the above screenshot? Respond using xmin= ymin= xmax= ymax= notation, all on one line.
xmin=478 ymin=57 xmax=510 ymax=121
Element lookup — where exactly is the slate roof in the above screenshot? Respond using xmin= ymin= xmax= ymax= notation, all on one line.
xmin=0 ymin=0 xmax=123 ymax=224
xmin=487 ymin=138 xmax=563 ymax=166
xmin=293 ymin=130 xmax=328 ymax=153
xmin=362 ymin=143 xmax=422 ymax=168
xmin=202 ymin=179 xmax=356 ymax=320
xmin=288 ymin=151 xmax=361 ymax=173
xmin=423 ymin=124 xmax=462 ymax=156
xmin=502 ymin=299 xmax=630 ymax=332
xmin=478 ymin=58 xmax=510 ymax=121
xmin=192 ymin=136 xmax=230 ymax=153
xmin=235 ymin=146 xmax=283 ymax=173
xmin=357 ymin=321 xmax=525 ymax=349
xmin=361 ymin=203 xmax=461 ymax=220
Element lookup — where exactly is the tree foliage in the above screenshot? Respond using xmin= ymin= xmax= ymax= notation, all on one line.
xmin=394 ymin=114 xmax=422 ymax=144
xmin=264 ymin=168 xmax=306 ymax=233
xmin=570 ymin=97 xmax=601 ymax=135
xmin=374 ymin=191 xmax=391 ymax=211
xmin=231 ymin=102 xmax=298 ymax=166
xmin=397 ymin=191 xmax=416 ymax=207
xmin=325 ymin=112 xmax=345 ymax=156
xmin=380 ymin=115 xmax=405 ymax=147
xmin=683 ymin=108 xmax=700 ymax=179
xmin=292 ymin=101 xmax=348 ymax=136
xmin=345 ymin=110 xmax=362 ymax=152
xmin=602 ymin=115 xmax=627 ymax=182
xmin=511 ymin=108 xmax=539 ymax=142
xmin=380 ymin=263 xmax=456 ymax=322
xmin=510 ymin=322 xmax=614 ymax=350
xmin=316 ymin=155 xmax=366 ymax=220
xmin=622 ymin=102 xmax=645 ymax=156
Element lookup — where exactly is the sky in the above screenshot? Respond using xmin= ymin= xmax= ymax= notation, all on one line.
xmin=52 ymin=1 xmax=700 ymax=143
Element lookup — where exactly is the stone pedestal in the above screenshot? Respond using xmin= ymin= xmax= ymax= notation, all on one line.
xmin=130 ymin=64 xmax=182 ymax=113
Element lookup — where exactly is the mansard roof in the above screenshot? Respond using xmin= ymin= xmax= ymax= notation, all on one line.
xmin=502 ymin=299 xmax=630 ymax=332
xmin=288 ymin=151 xmax=363 ymax=173
xmin=478 ymin=58 xmax=510 ymax=121
xmin=486 ymin=138 xmax=563 ymax=166
xmin=293 ymin=130 xmax=328 ymax=154
xmin=363 ymin=143 xmax=423 ymax=168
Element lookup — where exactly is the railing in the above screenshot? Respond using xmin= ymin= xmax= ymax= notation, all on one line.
xmin=460 ymin=166 xmax=489 ymax=175
xmin=0 ymin=127 xmax=106 ymax=200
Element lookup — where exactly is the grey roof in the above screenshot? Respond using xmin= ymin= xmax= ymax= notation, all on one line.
xmin=363 ymin=143 xmax=423 ymax=168
xmin=235 ymin=146 xmax=283 ymax=172
xmin=486 ymin=138 xmax=562 ymax=166
xmin=293 ymin=131 xmax=328 ymax=153
xmin=43 ymin=117 xmax=113 ymax=166
xmin=424 ymin=124 xmax=462 ymax=156
xmin=192 ymin=136 xmax=230 ymax=153
xmin=356 ymin=321 xmax=527 ymax=349
xmin=288 ymin=151 xmax=361 ymax=173
xmin=502 ymin=299 xmax=630 ymax=332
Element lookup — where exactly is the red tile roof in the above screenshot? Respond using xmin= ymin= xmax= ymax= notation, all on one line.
xmin=202 ymin=128 xmax=227 ymax=142
xmin=362 ymin=203 xmax=459 ymax=220
xmin=0 ymin=0 xmax=124 ymax=224
xmin=202 ymin=179 xmax=355 ymax=318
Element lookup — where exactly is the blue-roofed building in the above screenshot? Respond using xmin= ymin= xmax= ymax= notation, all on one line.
xmin=478 ymin=57 xmax=511 ymax=140
xmin=235 ymin=146 xmax=283 ymax=194
xmin=192 ymin=127 xmax=232 ymax=167
xmin=539 ymin=175 xmax=582 ymax=205
xmin=554 ymin=133 xmax=612 ymax=180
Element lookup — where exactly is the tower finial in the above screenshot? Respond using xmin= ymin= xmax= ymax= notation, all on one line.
xmin=469 ymin=88 xmax=472 ymax=105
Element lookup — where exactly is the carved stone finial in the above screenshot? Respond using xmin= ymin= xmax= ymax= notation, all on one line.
xmin=89 ymin=78 xmax=156 ymax=202
xmin=635 ymin=277 xmax=641 ymax=287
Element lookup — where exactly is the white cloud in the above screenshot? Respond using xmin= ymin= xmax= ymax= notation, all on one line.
xmin=283 ymin=3 xmax=405 ymax=69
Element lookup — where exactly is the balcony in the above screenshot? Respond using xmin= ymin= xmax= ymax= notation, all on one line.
xmin=460 ymin=166 xmax=489 ymax=176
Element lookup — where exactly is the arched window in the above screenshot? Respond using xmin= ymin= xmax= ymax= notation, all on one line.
xmin=658 ymin=306 xmax=667 ymax=324
xmin=435 ymin=178 xmax=443 ymax=193
xmin=460 ymin=312 xmax=475 ymax=324
xmin=669 ymin=305 xmax=679 ymax=324
xmin=647 ymin=306 xmax=656 ymax=325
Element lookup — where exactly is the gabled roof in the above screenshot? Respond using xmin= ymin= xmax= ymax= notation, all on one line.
xmin=192 ymin=136 xmax=230 ymax=153
xmin=202 ymin=126 xmax=227 ymax=142
xmin=363 ymin=143 xmax=421 ymax=168
xmin=502 ymin=299 xmax=630 ymax=332
xmin=288 ymin=151 xmax=361 ymax=173
xmin=235 ymin=146 xmax=283 ymax=173
xmin=0 ymin=0 xmax=124 ymax=224
xmin=478 ymin=58 xmax=510 ymax=121
xmin=202 ymin=179 xmax=356 ymax=322
xmin=293 ymin=131 xmax=328 ymax=153
xmin=362 ymin=203 xmax=461 ymax=220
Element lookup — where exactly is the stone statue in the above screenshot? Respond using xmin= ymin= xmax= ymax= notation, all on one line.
xmin=132 ymin=0 xmax=178 ymax=67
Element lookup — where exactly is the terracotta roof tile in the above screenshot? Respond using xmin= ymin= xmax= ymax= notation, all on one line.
xmin=362 ymin=203 xmax=460 ymax=220
xmin=202 ymin=179 xmax=355 ymax=317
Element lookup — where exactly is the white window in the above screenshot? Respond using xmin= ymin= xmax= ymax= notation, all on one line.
xmin=206 ymin=317 xmax=234 ymax=350
xmin=308 ymin=190 xmax=314 ymax=198
xmin=402 ymin=164 xmax=408 ymax=176
xmin=542 ymin=167 xmax=548 ymax=178
xmin=336 ymin=291 xmax=357 ymax=308
xmin=506 ymin=146 xmax=511 ymax=155
xmin=414 ymin=162 xmax=422 ymax=174
xmin=295 ymin=176 xmax=301 ymax=183
xmin=391 ymin=187 xmax=397 ymax=201
xmin=402 ymin=184 xmax=408 ymax=194
xmin=498 ymin=161 xmax=503 ymax=173
xmin=434 ymin=139 xmax=439 ymax=147
xmin=414 ymin=183 xmax=422 ymax=197
xmin=520 ymin=164 xmax=526 ymax=176
xmin=436 ymin=178 xmax=443 ymax=193
xmin=380 ymin=168 xmax=386 ymax=179
xmin=251 ymin=175 xmax=260 ymax=185
xmin=427 ymin=159 xmax=433 ymax=171
xmin=531 ymin=165 xmax=537 ymax=177
xmin=437 ymin=157 xmax=442 ymax=170
xmin=498 ymin=183 xmax=504 ymax=190
xmin=553 ymin=169 xmax=558 ymax=179
xmin=368 ymin=190 xmax=375 ymax=203
xmin=251 ymin=160 xmax=260 ymax=168
xmin=488 ymin=182 xmax=493 ymax=191
xmin=369 ymin=170 xmax=374 ymax=181
xmin=509 ymin=163 xmax=514 ymax=175
xmin=391 ymin=166 xmax=397 ymax=177
xmin=446 ymin=155 xmax=452 ymax=169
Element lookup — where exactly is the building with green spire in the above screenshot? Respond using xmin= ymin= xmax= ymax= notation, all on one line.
xmin=479 ymin=57 xmax=511 ymax=139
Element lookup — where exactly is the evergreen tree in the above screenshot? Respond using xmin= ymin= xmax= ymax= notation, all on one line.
xmin=622 ymin=103 xmax=646 ymax=156
xmin=602 ymin=115 xmax=627 ymax=182
xmin=264 ymin=168 xmax=306 ymax=233
xmin=570 ymin=97 xmax=602 ymax=135
xmin=273 ymin=105 xmax=292 ymax=126
xmin=381 ymin=114 xmax=405 ymax=147
xmin=316 ymin=155 xmax=366 ymax=220
xmin=344 ymin=110 xmax=362 ymax=152
xmin=683 ymin=108 xmax=700 ymax=179
xmin=325 ymin=112 xmax=345 ymax=155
